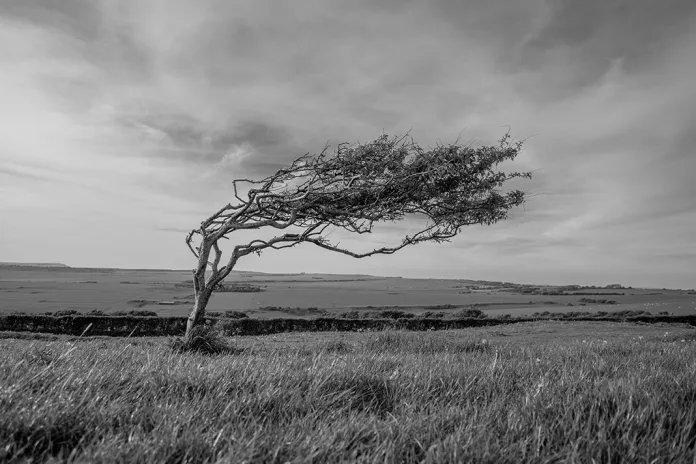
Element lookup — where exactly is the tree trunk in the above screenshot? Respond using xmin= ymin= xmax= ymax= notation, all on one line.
xmin=184 ymin=286 xmax=213 ymax=343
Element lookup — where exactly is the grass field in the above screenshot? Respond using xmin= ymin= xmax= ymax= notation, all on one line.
xmin=2 ymin=321 xmax=696 ymax=463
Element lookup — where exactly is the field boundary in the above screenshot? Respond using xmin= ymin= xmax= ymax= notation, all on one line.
xmin=1 ymin=314 xmax=695 ymax=337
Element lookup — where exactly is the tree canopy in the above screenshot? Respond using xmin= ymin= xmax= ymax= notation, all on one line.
xmin=182 ymin=131 xmax=532 ymax=341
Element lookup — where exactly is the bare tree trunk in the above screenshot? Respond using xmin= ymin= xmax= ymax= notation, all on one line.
xmin=185 ymin=285 xmax=213 ymax=343
xmin=184 ymin=240 xmax=215 ymax=343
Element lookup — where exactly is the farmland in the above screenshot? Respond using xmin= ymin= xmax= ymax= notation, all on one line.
xmin=2 ymin=264 xmax=694 ymax=320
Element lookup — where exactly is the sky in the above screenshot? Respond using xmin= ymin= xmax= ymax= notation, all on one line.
xmin=1 ymin=0 xmax=695 ymax=288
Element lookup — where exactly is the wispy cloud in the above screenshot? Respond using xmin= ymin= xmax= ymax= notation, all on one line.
xmin=0 ymin=165 xmax=52 ymax=182
xmin=1 ymin=0 xmax=694 ymax=287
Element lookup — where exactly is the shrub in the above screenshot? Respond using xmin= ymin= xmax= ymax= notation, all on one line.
xmin=223 ymin=310 xmax=249 ymax=319
xmin=424 ymin=304 xmax=458 ymax=310
xmin=418 ymin=311 xmax=446 ymax=319
xmin=110 ymin=310 xmax=158 ymax=317
xmin=579 ymin=298 xmax=618 ymax=305
xmin=215 ymin=283 xmax=263 ymax=293
xmin=609 ymin=310 xmax=651 ymax=317
xmin=53 ymin=310 xmax=81 ymax=316
xmin=4 ymin=313 xmax=696 ymax=338
xmin=367 ymin=310 xmax=414 ymax=320
xmin=338 ymin=311 xmax=360 ymax=319
xmin=453 ymin=308 xmax=486 ymax=319
xmin=559 ymin=311 xmax=593 ymax=318
xmin=130 ymin=310 xmax=158 ymax=317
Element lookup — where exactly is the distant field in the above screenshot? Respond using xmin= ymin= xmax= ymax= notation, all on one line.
xmin=2 ymin=322 xmax=696 ymax=462
xmin=1 ymin=266 xmax=695 ymax=319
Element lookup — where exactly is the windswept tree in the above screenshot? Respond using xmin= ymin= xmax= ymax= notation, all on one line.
xmin=184 ymin=132 xmax=532 ymax=341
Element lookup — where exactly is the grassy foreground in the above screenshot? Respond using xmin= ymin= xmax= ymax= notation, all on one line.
xmin=2 ymin=324 xmax=696 ymax=463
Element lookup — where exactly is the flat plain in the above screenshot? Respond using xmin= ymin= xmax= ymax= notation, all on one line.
xmin=1 ymin=265 xmax=695 ymax=319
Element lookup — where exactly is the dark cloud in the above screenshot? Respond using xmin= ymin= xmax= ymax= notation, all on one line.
xmin=432 ymin=0 xmax=546 ymax=50
xmin=0 ymin=0 xmax=102 ymax=41
xmin=518 ymin=0 xmax=696 ymax=100
xmin=219 ymin=121 xmax=295 ymax=154
xmin=528 ymin=0 xmax=695 ymax=61
xmin=2 ymin=0 xmax=153 ymax=86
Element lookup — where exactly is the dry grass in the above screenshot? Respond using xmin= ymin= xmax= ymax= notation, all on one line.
xmin=168 ymin=326 xmax=242 ymax=356
xmin=1 ymin=327 xmax=696 ymax=462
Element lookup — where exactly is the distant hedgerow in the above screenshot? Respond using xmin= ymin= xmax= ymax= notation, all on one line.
xmin=453 ymin=308 xmax=487 ymax=319
xmin=110 ymin=310 xmax=158 ymax=317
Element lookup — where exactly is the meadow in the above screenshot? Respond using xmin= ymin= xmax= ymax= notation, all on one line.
xmin=2 ymin=322 xmax=696 ymax=463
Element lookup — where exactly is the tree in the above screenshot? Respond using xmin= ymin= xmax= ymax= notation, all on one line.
xmin=184 ymin=132 xmax=532 ymax=342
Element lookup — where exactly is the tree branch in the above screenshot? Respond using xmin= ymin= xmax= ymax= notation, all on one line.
xmin=185 ymin=131 xmax=532 ymax=293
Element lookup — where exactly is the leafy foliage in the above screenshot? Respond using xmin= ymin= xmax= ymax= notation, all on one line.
xmin=182 ymin=132 xmax=532 ymax=339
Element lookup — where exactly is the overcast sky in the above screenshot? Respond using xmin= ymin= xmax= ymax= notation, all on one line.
xmin=1 ymin=0 xmax=695 ymax=288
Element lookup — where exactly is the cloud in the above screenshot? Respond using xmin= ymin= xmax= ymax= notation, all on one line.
xmin=1 ymin=0 xmax=695 ymax=288
xmin=515 ymin=0 xmax=696 ymax=100
xmin=0 ymin=165 xmax=52 ymax=182
xmin=154 ymin=227 xmax=191 ymax=234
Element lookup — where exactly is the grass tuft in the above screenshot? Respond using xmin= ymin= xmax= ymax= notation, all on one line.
xmin=322 ymin=340 xmax=354 ymax=354
xmin=366 ymin=330 xmax=493 ymax=354
xmin=320 ymin=373 xmax=397 ymax=415
xmin=168 ymin=326 xmax=241 ymax=356
xmin=24 ymin=345 xmax=58 ymax=365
